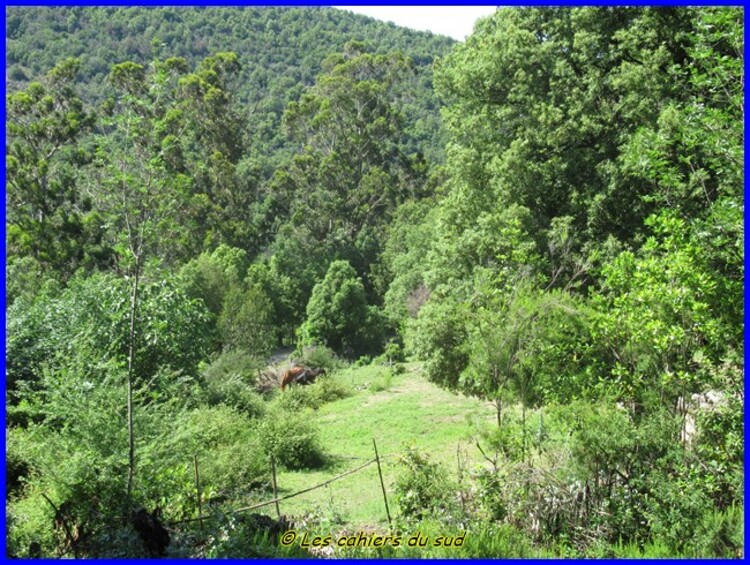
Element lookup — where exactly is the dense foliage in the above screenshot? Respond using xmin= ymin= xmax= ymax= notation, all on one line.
xmin=387 ymin=7 xmax=743 ymax=557
xmin=6 ymin=6 xmax=743 ymax=558
xmin=6 ymin=7 xmax=453 ymax=165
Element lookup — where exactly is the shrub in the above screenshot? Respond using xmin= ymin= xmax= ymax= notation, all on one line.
xmin=274 ymin=374 xmax=352 ymax=412
xmin=405 ymin=297 xmax=469 ymax=391
xmin=293 ymin=345 xmax=346 ymax=372
xmin=607 ymin=539 xmax=676 ymax=558
xmin=6 ymin=272 xmax=214 ymax=410
xmin=8 ymin=64 xmax=28 ymax=81
xmin=6 ymin=254 xmax=46 ymax=307
xmin=352 ymin=355 xmax=371 ymax=368
xmin=394 ymin=448 xmax=456 ymax=522
xmin=369 ymin=369 xmax=394 ymax=393
xmin=201 ymin=514 xmax=309 ymax=558
xmin=162 ymin=406 xmax=271 ymax=508
xmin=203 ymin=375 xmax=266 ymax=420
xmin=7 ymin=483 xmax=58 ymax=558
xmin=373 ymin=340 xmax=405 ymax=365
xmin=217 ymin=284 xmax=276 ymax=358
xmin=257 ymin=407 xmax=325 ymax=470
xmin=452 ymin=522 xmax=536 ymax=558
xmin=6 ymin=413 xmax=135 ymax=557
xmin=336 ymin=520 xmax=537 ymax=558
xmin=313 ymin=373 xmax=352 ymax=402
xmin=689 ymin=505 xmax=744 ymax=558
xmin=201 ymin=350 xmax=266 ymax=418
xmin=178 ymin=244 xmax=248 ymax=316
xmin=203 ymin=349 xmax=264 ymax=386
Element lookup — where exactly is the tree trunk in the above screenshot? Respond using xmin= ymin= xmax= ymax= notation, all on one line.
xmin=125 ymin=255 xmax=141 ymax=503
xmin=494 ymin=364 xmax=503 ymax=428
xmin=522 ymin=403 xmax=527 ymax=463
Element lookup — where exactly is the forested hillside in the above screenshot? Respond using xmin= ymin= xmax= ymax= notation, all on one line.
xmin=6 ymin=7 xmax=453 ymax=166
xmin=6 ymin=6 xmax=743 ymax=558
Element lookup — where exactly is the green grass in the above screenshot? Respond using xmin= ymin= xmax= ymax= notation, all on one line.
xmin=272 ymin=362 xmax=496 ymax=526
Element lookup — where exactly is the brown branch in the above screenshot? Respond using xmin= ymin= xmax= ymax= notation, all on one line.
xmin=41 ymin=493 xmax=78 ymax=558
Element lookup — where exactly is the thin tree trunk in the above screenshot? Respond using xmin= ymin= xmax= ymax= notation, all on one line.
xmin=522 ymin=403 xmax=526 ymax=463
xmin=126 ymin=255 xmax=141 ymax=502
xmin=494 ymin=364 xmax=503 ymax=428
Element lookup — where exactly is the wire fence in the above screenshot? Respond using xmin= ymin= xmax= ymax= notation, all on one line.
xmin=168 ymin=439 xmax=399 ymax=528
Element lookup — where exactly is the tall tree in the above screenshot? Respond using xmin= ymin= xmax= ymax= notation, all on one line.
xmin=6 ymin=58 xmax=105 ymax=280
xmin=91 ymin=53 xmax=244 ymax=500
xmin=264 ymin=43 xmax=427 ymax=323
xmin=433 ymin=7 xmax=696 ymax=288
xmin=94 ymin=57 xmax=183 ymax=500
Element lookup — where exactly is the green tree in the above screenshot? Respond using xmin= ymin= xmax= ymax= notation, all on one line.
xmin=591 ymin=211 xmax=731 ymax=412
xmin=6 ymin=58 xmax=106 ymax=279
xmin=92 ymin=54 xmax=241 ymax=500
xmin=433 ymin=7 xmax=697 ymax=284
xmin=7 ymin=270 xmax=213 ymax=556
xmin=267 ymin=43 xmax=428 ymax=312
xmin=94 ymin=57 xmax=187 ymax=499
xmin=464 ymin=283 xmax=586 ymax=461
xmin=177 ymin=52 xmax=255 ymax=250
xmin=178 ymin=244 xmax=248 ymax=317
xmin=299 ymin=260 xmax=383 ymax=358
xmin=217 ymin=284 xmax=276 ymax=358
xmin=7 ymin=272 xmax=213 ymax=423
xmin=379 ymin=198 xmax=439 ymax=329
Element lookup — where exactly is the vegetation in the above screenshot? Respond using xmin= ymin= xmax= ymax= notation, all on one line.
xmin=5 ymin=6 xmax=743 ymax=559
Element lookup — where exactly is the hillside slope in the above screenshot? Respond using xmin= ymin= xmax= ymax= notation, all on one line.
xmin=273 ymin=364 xmax=496 ymax=526
xmin=6 ymin=6 xmax=455 ymax=163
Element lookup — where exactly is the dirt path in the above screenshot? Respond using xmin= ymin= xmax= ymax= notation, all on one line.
xmin=268 ymin=346 xmax=295 ymax=366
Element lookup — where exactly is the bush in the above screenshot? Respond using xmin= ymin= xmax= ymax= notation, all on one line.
xmin=257 ymin=407 xmax=325 ymax=470
xmin=7 ymin=483 xmax=58 ymax=558
xmin=162 ymin=406 xmax=271 ymax=508
xmin=273 ymin=374 xmax=352 ymax=411
xmin=6 ymin=405 xmax=136 ymax=557
xmin=373 ymin=340 xmax=405 ymax=365
xmin=293 ymin=345 xmax=346 ymax=372
xmin=6 ymin=255 xmax=46 ymax=307
xmin=9 ymin=404 xmax=271 ymax=557
xmin=337 ymin=520 xmax=537 ymax=558
xmin=606 ymin=539 xmax=676 ymax=558
xmin=452 ymin=522 xmax=536 ymax=558
xmin=8 ymin=64 xmax=28 ymax=81
xmin=202 ymin=349 xmax=264 ymax=385
xmin=6 ymin=272 xmax=214 ymax=409
xmin=203 ymin=375 xmax=267 ymax=420
xmin=394 ymin=448 xmax=457 ymax=522
xmin=217 ymin=284 xmax=276 ymax=358
xmin=201 ymin=514 xmax=309 ymax=558
xmin=405 ymin=297 xmax=469 ymax=391
xmin=369 ymin=368 xmax=396 ymax=392
xmin=201 ymin=350 xmax=266 ymax=418
xmin=178 ymin=244 xmax=248 ymax=316
xmin=352 ymin=355 xmax=371 ymax=368
xmin=313 ymin=373 xmax=352 ymax=402
xmin=689 ymin=505 xmax=744 ymax=558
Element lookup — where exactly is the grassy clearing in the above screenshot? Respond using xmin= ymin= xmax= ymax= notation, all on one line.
xmin=272 ymin=362 xmax=496 ymax=526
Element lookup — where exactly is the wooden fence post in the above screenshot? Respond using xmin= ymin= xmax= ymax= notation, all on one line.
xmin=372 ymin=438 xmax=392 ymax=526
xmin=194 ymin=454 xmax=203 ymax=529
xmin=271 ymin=456 xmax=281 ymax=519
xmin=456 ymin=444 xmax=466 ymax=515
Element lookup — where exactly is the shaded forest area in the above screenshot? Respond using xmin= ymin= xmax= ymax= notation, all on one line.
xmin=5 ymin=6 xmax=744 ymax=558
